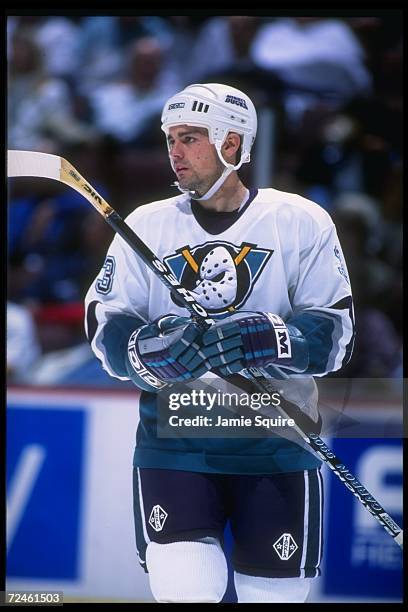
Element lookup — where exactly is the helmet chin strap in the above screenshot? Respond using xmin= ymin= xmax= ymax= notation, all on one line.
xmin=171 ymin=142 xmax=247 ymax=201
xmin=172 ymin=165 xmax=234 ymax=201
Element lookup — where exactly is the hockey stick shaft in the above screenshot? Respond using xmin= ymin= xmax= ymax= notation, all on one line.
xmin=8 ymin=150 xmax=403 ymax=548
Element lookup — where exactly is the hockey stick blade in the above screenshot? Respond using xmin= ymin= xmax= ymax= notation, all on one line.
xmin=8 ymin=150 xmax=114 ymax=217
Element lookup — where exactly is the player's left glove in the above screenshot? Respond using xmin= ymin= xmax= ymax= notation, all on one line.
xmin=200 ymin=311 xmax=309 ymax=376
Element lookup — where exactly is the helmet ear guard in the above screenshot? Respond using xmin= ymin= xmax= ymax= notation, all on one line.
xmin=161 ymin=83 xmax=257 ymax=200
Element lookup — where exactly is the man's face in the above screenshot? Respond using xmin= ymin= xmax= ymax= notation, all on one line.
xmin=167 ymin=125 xmax=223 ymax=196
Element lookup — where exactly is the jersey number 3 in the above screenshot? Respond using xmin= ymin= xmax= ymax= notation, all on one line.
xmin=96 ymin=256 xmax=116 ymax=294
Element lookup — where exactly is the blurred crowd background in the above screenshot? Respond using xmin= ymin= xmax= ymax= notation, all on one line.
xmin=7 ymin=14 xmax=402 ymax=387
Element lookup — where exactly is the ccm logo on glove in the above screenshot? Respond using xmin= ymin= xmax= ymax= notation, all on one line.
xmin=265 ymin=313 xmax=292 ymax=359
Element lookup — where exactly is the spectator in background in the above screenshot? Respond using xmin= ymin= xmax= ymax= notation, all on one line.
xmin=30 ymin=16 xmax=82 ymax=82
xmin=330 ymin=192 xmax=402 ymax=377
xmin=77 ymin=16 xmax=174 ymax=97
xmin=189 ymin=16 xmax=261 ymax=83
xmin=294 ymin=99 xmax=400 ymax=211
xmin=8 ymin=29 xmax=97 ymax=152
xmin=8 ymin=189 xmax=113 ymax=354
xmin=251 ymin=17 xmax=371 ymax=125
xmin=8 ymin=186 xmax=111 ymax=306
xmin=86 ymin=36 xmax=179 ymax=147
xmin=294 ymin=111 xmax=366 ymax=209
xmin=161 ymin=16 xmax=201 ymax=87
xmin=6 ymin=16 xmax=18 ymax=54
xmin=8 ymin=194 xmax=85 ymax=304
xmin=7 ymin=301 xmax=41 ymax=383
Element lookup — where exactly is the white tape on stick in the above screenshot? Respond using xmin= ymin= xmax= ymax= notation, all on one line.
xmin=8 ymin=150 xmax=62 ymax=180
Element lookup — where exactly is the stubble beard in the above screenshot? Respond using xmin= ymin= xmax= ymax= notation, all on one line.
xmin=179 ymin=163 xmax=224 ymax=197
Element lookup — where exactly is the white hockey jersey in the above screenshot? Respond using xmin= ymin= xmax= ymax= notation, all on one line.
xmin=84 ymin=188 xmax=354 ymax=474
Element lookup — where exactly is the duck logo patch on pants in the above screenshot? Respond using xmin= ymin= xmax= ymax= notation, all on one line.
xmin=273 ymin=533 xmax=298 ymax=560
xmin=149 ymin=505 xmax=168 ymax=532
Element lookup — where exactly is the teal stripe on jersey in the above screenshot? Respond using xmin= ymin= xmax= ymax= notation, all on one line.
xmin=101 ymin=314 xmax=145 ymax=377
xmin=287 ymin=312 xmax=336 ymax=375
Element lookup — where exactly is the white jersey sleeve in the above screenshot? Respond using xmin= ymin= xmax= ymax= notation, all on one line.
xmin=287 ymin=215 xmax=354 ymax=376
xmin=84 ymin=229 xmax=150 ymax=380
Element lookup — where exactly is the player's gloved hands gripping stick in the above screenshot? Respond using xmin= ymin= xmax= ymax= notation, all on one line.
xmin=199 ymin=311 xmax=309 ymax=376
xmin=127 ymin=310 xmax=309 ymax=386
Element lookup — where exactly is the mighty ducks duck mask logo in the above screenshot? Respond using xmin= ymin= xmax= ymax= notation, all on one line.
xmin=164 ymin=241 xmax=273 ymax=315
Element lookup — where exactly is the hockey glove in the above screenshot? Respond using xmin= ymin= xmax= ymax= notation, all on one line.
xmin=128 ymin=315 xmax=212 ymax=383
xmin=200 ymin=311 xmax=309 ymax=377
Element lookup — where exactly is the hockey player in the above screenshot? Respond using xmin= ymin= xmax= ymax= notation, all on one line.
xmin=85 ymin=83 xmax=354 ymax=603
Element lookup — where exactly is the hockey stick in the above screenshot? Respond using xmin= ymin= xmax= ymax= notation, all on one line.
xmin=8 ymin=150 xmax=403 ymax=549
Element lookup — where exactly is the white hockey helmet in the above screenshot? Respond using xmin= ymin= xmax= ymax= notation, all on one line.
xmin=161 ymin=83 xmax=257 ymax=199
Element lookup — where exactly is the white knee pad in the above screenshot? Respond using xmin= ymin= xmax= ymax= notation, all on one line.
xmin=146 ymin=537 xmax=228 ymax=603
xmin=234 ymin=573 xmax=313 ymax=603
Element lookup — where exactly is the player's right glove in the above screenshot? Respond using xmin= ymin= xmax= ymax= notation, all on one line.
xmin=127 ymin=315 xmax=212 ymax=385
xmin=199 ymin=311 xmax=309 ymax=376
